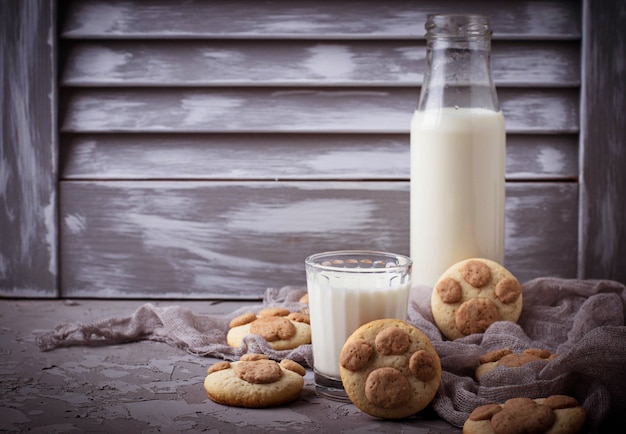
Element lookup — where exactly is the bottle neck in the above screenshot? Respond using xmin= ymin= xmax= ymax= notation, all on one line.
xmin=417 ymin=15 xmax=499 ymax=112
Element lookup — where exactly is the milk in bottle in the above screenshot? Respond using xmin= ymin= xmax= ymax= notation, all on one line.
xmin=410 ymin=15 xmax=505 ymax=287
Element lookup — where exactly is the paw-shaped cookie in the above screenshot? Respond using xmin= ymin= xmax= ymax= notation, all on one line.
xmin=463 ymin=395 xmax=586 ymax=434
xmin=476 ymin=347 xmax=559 ymax=380
xmin=431 ymin=258 xmax=523 ymax=340
xmin=339 ymin=319 xmax=441 ymax=419
xmin=204 ymin=354 xmax=306 ymax=408
xmin=227 ymin=307 xmax=311 ymax=350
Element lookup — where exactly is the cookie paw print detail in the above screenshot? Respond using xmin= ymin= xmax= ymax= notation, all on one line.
xmin=204 ymin=354 xmax=306 ymax=408
xmin=431 ymin=258 xmax=523 ymax=340
xmin=463 ymin=395 xmax=586 ymax=434
xmin=339 ymin=319 xmax=442 ymax=419
xmin=476 ymin=347 xmax=559 ymax=380
xmin=227 ymin=307 xmax=311 ymax=350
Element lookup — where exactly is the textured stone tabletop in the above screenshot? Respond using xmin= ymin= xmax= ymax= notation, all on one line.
xmin=0 ymin=299 xmax=461 ymax=433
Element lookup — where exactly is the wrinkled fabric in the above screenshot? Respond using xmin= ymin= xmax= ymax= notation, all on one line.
xmin=37 ymin=278 xmax=626 ymax=432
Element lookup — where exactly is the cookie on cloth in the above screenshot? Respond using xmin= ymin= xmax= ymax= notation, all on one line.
xmin=463 ymin=395 xmax=586 ymax=434
xmin=339 ymin=318 xmax=441 ymax=419
xmin=476 ymin=347 xmax=559 ymax=380
xmin=431 ymin=258 xmax=523 ymax=340
xmin=204 ymin=353 xmax=306 ymax=408
xmin=227 ymin=307 xmax=311 ymax=350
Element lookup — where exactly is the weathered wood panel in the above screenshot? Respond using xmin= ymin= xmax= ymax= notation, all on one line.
xmin=51 ymin=0 xmax=589 ymax=299
xmin=60 ymin=133 xmax=578 ymax=181
xmin=60 ymin=181 xmax=578 ymax=299
xmin=60 ymin=40 xmax=580 ymax=87
xmin=60 ymin=0 xmax=581 ymax=40
xmin=579 ymin=0 xmax=626 ymax=283
xmin=0 ymin=1 xmax=57 ymax=297
xmin=59 ymin=88 xmax=579 ymax=134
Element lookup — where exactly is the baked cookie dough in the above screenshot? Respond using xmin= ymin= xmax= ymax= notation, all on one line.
xmin=339 ymin=319 xmax=442 ymax=419
xmin=463 ymin=395 xmax=586 ymax=434
xmin=431 ymin=258 xmax=523 ymax=340
xmin=227 ymin=307 xmax=311 ymax=350
xmin=204 ymin=353 xmax=306 ymax=408
xmin=476 ymin=348 xmax=558 ymax=380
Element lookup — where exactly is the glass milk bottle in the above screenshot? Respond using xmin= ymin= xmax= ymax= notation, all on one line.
xmin=410 ymin=14 xmax=505 ymax=287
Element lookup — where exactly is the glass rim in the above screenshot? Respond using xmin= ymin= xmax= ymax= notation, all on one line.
xmin=305 ymin=250 xmax=412 ymax=273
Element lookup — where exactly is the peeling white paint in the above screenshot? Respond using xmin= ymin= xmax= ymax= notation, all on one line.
xmin=44 ymin=191 xmax=56 ymax=275
xmin=536 ymin=147 xmax=565 ymax=174
xmin=126 ymin=213 xmax=270 ymax=270
xmin=0 ymin=157 xmax=10 ymax=199
xmin=307 ymin=149 xmax=406 ymax=175
xmin=75 ymin=46 xmax=132 ymax=80
xmin=71 ymin=97 xmax=146 ymax=130
xmin=224 ymin=199 xmax=375 ymax=234
xmin=180 ymin=95 xmax=242 ymax=126
xmin=69 ymin=3 xmax=131 ymax=35
xmin=305 ymin=44 xmax=354 ymax=79
xmin=64 ymin=213 xmax=87 ymax=235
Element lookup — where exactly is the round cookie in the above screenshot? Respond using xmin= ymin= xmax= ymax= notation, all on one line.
xmin=463 ymin=395 xmax=586 ymax=434
xmin=339 ymin=319 xmax=442 ymax=419
xmin=204 ymin=354 xmax=305 ymax=408
xmin=431 ymin=258 xmax=523 ymax=340
xmin=227 ymin=308 xmax=311 ymax=350
xmin=476 ymin=348 xmax=559 ymax=380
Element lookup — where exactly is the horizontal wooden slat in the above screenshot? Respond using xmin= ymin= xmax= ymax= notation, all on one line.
xmin=61 ymin=0 xmax=581 ymax=40
xmin=60 ymin=133 xmax=578 ymax=181
xmin=60 ymin=181 xmax=578 ymax=299
xmin=60 ymin=40 xmax=580 ymax=87
xmin=59 ymin=88 xmax=579 ymax=134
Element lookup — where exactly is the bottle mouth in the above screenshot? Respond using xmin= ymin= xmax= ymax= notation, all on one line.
xmin=425 ymin=14 xmax=492 ymax=40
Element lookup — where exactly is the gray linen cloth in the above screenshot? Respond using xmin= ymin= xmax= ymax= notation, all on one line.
xmin=37 ymin=278 xmax=626 ymax=432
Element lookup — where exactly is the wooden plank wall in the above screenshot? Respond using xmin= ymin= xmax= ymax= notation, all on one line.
xmin=56 ymin=0 xmax=583 ymax=299
xmin=0 ymin=1 xmax=58 ymax=297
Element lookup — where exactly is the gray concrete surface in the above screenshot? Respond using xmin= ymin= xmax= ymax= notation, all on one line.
xmin=0 ymin=299 xmax=461 ymax=433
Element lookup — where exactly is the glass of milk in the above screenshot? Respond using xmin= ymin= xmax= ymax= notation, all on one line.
xmin=304 ymin=250 xmax=412 ymax=401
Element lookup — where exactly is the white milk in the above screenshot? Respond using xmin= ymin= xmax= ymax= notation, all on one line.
xmin=307 ymin=273 xmax=410 ymax=378
xmin=410 ymin=107 xmax=505 ymax=288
